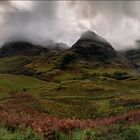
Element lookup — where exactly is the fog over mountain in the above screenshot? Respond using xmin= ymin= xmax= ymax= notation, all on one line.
xmin=0 ymin=1 xmax=140 ymax=50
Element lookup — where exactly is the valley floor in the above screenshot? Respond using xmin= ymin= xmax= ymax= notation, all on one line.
xmin=0 ymin=74 xmax=140 ymax=139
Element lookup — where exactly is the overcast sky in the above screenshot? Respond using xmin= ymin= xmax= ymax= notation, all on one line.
xmin=0 ymin=1 xmax=140 ymax=50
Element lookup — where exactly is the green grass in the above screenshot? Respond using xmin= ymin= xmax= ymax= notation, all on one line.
xmin=40 ymin=77 xmax=140 ymax=118
xmin=0 ymin=126 xmax=43 ymax=140
xmin=0 ymin=41 xmax=140 ymax=140
xmin=54 ymin=123 xmax=140 ymax=140
xmin=0 ymin=122 xmax=139 ymax=140
xmin=54 ymin=128 xmax=95 ymax=140
xmin=0 ymin=62 xmax=139 ymax=139
xmin=0 ymin=73 xmax=139 ymax=119
xmin=0 ymin=56 xmax=31 ymax=74
xmin=0 ymin=74 xmax=57 ymax=100
xmin=94 ymin=123 xmax=140 ymax=140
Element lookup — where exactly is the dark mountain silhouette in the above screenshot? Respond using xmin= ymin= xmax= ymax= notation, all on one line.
xmin=0 ymin=41 xmax=49 ymax=57
xmin=71 ymin=31 xmax=117 ymax=61
xmin=122 ymin=48 xmax=140 ymax=69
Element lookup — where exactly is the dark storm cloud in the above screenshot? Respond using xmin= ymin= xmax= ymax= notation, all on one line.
xmin=0 ymin=1 xmax=140 ymax=49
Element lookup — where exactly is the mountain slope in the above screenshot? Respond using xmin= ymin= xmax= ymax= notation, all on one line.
xmin=0 ymin=41 xmax=56 ymax=74
xmin=122 ymin=48 xmax=140 ymax=69
xmin=0 ymin=31 xmax=135 ymax=82
xmin=0 ymin=41 xmax=49 ymax=57
xmin=15 ymin=31 xmax=134 ymax=82
xmin=0 ymin=31 xmax=139 ymax=140
xmin=72 ymin=31 xmax=117 ymax=60
xmin=0 ymin=56 xmax=32 ymax=74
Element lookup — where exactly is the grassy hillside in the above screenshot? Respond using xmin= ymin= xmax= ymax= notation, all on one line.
xmin=19 ymin=50 xmax=135 ymax=82
xmin=0 ymin=56 xmax=31 ymax=74
xmin=0 ymin=74 xmax=57 ymax=100
xmin=0 ymin=38 xmax=139 ymax=139
xmin=0 ymin=74 xmax=139 ymax=120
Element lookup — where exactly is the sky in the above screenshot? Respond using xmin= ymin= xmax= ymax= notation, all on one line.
xmin=0 ymin=1 xmax=140 ymax=50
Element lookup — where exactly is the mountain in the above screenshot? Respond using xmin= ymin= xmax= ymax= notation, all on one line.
xmin=47 ymin=42 xmax=68 ymax=52
xmin=122 ymin=48 xmax=140 ymax=69
xmin=0 ymin=41 xmax=49 ymax=57
xmin=0 ymin=31 xmax=135 ymax=81
xmin=0 ymin=41 xmax=50 ymax=74
xmin=53 ymin=42 xmax=68 ymax=51
xmin=120 ymin=40 xmax=140 ymax=70
xmin=23 ymin=30 xmax=133 ymax=82
xmin=71 ymin=31 xmax=117 ymax=60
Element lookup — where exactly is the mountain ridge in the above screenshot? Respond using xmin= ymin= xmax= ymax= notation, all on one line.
xmin=0 ymin=30 xmax=136 ymax=81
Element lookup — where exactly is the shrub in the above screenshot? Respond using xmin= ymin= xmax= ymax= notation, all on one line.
xmin=56 ymin=52 xmax=77 ymax=70
xmin=111 ymin=71 xmax=129 ymax=80
xmin=22 ymin=88 xmax=27 ymax=92
xmin=71 ymin=129 xmax=95 ymax=140
xmin=72 ymin=129 xmax=84 ymax=140
xmin=54 ymin=131 xmax=68 ymax=140
xmin=103 ymin=71 xmax=130 ymax=80
xmin=82 ymin=129 xmax=95 ymax=140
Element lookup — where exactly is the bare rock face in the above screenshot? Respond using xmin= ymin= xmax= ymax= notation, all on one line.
xmin=72 ymin=31 xmax=117 ymax=60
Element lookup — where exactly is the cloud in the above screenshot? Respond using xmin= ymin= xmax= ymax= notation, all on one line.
xmin=67 ymin=1 xmax=140 ymax=49
xmin=9 ymin=1 xmax=34 ymax=11
xmin=0 ymin=1 xmax=59 ymax=44
xmin=0 ymin=1 xmax=140 ymax=50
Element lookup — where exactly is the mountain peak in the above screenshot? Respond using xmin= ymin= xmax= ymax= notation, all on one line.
xmin=72 ymin=30 xmax=117 ymax=60
xmin=80 ymin=30 xmax=108 ymax=44
xmin=80 ymin=30 xmax=97 ymax=38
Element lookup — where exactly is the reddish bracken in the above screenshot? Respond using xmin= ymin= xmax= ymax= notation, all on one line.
xmin=0 ymin=94 xmax=139 ymax=138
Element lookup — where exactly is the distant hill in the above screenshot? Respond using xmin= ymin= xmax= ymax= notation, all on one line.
xmin=122 ymin=48 xmax=140 ymax=69
xmin=0 ymin=41 xmax=49 ymax=57
xmin=48 ymin=42 xmax=68 ymax=52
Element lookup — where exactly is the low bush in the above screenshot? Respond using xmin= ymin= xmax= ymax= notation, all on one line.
xmin=103 ymin=71 xmax=130 ymax=80
xmin=56 ymin=52 xmax=77 ymax=70
xmin=54 ymin=131 xmax=68 ymax=140
xmin=111 ymin=71 xmax=130 ymax=80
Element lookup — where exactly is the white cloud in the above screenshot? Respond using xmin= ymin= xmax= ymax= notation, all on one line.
xmin=9 ymin=1 xmax=34 ymax=11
